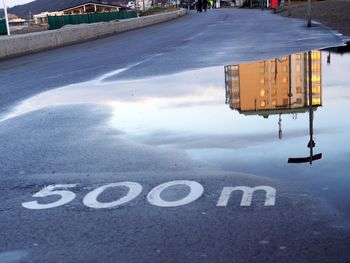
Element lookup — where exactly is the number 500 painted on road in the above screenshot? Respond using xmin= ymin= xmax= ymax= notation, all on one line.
xmin=22 ymin=180 xmax=276 ymax=210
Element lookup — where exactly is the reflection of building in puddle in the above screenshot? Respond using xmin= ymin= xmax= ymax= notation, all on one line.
xmin=225 ymin=51 xmax=322 ymax=119
xmin=225 ymin=51 xmax=322 ymax=164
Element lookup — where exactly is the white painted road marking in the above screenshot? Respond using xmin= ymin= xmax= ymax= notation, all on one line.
xmin=82 ymin=182 xmax=142 ymax=209
xmin=22 ymin=184 xmax=77 ymax=210
xmin=21 ymin=181 xmax=277 ymax=210
xmin=147 ymin=180 xmax=204 ymax=207
xmin=217 ymin=186 xmax=276 ymax=207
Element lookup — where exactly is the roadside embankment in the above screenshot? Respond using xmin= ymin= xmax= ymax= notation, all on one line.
xmin=0 ymin=9 xmax=186 ymax=60
xmin=278 ymin=0 xmax=350 ymax=38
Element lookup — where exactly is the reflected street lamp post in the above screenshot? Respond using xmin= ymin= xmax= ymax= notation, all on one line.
xmin=307 ymin=50 xmax=315 ymax=163
xmin=288 ymin=51 xmax=322 ymax=164
xmin=3 ymin=0 xmax=10 ymax=36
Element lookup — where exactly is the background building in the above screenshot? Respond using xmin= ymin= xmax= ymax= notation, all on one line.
xmin=34 ymin=12 xmax=63 ymax=25
xmin=33 ymin=2 xmax=130 ymax=25
xmin=59 ymin=2 xmax=127 ymax=15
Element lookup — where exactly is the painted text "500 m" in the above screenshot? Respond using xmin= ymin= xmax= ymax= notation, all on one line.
xmin=22 ymin=180 xmax=276 ymax=210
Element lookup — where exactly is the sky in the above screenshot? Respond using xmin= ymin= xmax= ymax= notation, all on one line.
xmin=4 ymin=0 xmax=34 ymax=8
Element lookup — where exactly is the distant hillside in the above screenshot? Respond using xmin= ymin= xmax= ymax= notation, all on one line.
xmin=8 ymin=0 xmax=125 ymax=19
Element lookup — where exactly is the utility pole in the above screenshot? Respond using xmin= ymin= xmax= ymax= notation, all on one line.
xmin=3 ymin=0 xmax=10 ymax=36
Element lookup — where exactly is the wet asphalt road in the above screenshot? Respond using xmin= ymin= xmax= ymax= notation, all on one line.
xmin=1 ymin=8 xmax=350 ymax=263
xmin=0 ymin=8 xmax=345 ymax=111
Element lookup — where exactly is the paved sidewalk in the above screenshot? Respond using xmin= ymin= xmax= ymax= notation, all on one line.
xmin=278 ymin=0 xmax=350 ymax=37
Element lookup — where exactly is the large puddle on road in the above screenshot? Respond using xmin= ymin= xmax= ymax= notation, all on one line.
xmin=2 ymin=46 xmax=350 ymax=219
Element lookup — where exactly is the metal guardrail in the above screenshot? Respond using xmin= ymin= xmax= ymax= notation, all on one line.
xmin=48 ymin=11 xmax=137 ymax=30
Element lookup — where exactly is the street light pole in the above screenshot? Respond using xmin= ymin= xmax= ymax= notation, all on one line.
xmin=288 ymin=0 xmax=291 ymax=16
xmin=307 ymin=0 xmax=311 ymax=27
xmin=3 ymin=0 xmax=10 ymax=35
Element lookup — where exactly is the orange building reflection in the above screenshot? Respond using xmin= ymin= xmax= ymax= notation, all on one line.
xmin=225 ymin=50 xmax=323 ymax=163
xmin=225 ymin=51 xmax=322 ymax=118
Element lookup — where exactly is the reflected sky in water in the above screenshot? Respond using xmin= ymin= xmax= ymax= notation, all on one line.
xmin=2 ymin=50 xmax=350 ymax=216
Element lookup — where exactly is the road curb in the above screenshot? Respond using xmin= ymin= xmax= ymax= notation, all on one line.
xmin=0 ymin=9 xmax=187 ymax=60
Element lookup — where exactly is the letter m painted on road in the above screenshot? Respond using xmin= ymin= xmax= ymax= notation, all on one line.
xmin=217 ymin=186 xmax=276 ymax=207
